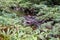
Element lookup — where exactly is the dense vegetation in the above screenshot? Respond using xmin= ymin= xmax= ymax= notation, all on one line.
xmin=0 ymin=0 xmax=60 ymax=40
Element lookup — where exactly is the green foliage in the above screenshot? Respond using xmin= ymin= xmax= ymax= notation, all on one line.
xmin=0 ymin=11 xmax=20 ymax=26
xmin=0 ymin=0 xmax=60 ymax=40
